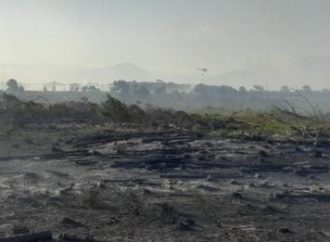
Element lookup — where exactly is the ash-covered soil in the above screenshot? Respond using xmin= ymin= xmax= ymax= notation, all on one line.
xmin=1 ymin=125 xmax=330 ymax=241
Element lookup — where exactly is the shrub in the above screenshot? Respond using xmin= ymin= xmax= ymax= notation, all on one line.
xmin=101 ymin=94 xmax=130 ymax=122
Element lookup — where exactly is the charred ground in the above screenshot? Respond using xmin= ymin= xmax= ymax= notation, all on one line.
xmin=1 ymin=94 xmax=330 ymax=241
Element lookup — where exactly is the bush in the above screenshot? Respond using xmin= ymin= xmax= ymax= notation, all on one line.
xmin=101 ymin=94 xmax=130 ymax=122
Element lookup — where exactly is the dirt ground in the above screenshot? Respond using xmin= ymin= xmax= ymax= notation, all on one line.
xmin=1 ymin=124 xmax=330 ymax=241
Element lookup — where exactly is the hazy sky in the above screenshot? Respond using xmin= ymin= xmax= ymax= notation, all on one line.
xmin=1 ymin=0 xmax=330 ymax=79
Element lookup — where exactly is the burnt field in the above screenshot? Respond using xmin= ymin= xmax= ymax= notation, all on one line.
xmin=1 ymin=124 xmax=330 ymax=242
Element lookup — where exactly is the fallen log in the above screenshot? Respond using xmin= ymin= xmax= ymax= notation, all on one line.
xmin=160 ymin=172 xmax=244 ymax=180
xmin=102 ymin=178 xmax=147 ymax=183
xmin=240 ymin=164 xmax=286 ymax=173
xmin=70 ymin=131 xmax=198 ymax=147
xmin=74 ymin=160 xmax=98 ymax=166
xmin=41 ymin=150 xmax=91 ymax=160
xmin=0 ymin=150 xmax=91 ymax=162
xmin=0 ymin=154 xmax=39 ymax=162
xmin=60 ymin=233 xmax=100 ymax=242
xmin=0 ymin=231 xmax=52 ymax=242
xmin=111 ymin=157 xmax=183 ymax=170
xmin=160 ymin=174 xmax=207 ymax=179
xmin=143 ymin=188 xmax=197 ymax=197
xmin=275 ymin=192 xmax=330 ymax=202
xmin=188 ymin=162 xmax=238 ymax=169
xmin=115 ymin=148 xmax=196 ymax=156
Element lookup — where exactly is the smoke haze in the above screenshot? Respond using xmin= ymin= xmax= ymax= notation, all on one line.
xmin=1 ymin=0 xmax=330 ymax=89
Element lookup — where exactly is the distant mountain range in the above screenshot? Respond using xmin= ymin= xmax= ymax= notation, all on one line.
xmin=0 ymin=62 xmax=202 ymax=90
xmin=209 ymin=56 xmax=330 ymax=90
xmin=1 ymin=56 xmax=330 ymax=90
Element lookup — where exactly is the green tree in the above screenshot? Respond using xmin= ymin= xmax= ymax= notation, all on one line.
xmin=238 ymin=86 xmax=247 ymax=94
xmin=302 ymin=85 xmax=312 ymax=93
xmin=6 ymin=79 xmax=24 ymax=92
xmin=253 ymin=85 xmax=264 ymax=92
xmin=280 ymin=85 xmax=290 ymax=93
xmin=82 ymin=85 xmax=100 ymax=92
